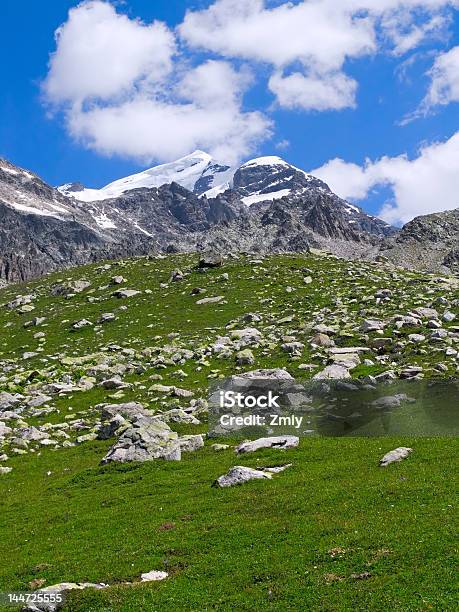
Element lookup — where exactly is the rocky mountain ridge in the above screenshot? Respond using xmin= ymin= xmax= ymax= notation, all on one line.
xmin=1 ymin=153 xmax=457 ymax=281
xmin=380 ymin=208 xmax=459 ymax=274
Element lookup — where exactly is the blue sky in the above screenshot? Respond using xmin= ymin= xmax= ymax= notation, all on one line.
xmin=2 ymin=0 xmax=459 ymax=224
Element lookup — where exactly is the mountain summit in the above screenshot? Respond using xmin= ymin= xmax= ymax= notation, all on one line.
xmin=57 ymin=151 xmax=329 ymax=204
xmin=58 ymin=151 xmax=233 ymax=201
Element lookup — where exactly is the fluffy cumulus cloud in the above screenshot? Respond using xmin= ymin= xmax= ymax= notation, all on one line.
xmin=44 ymin=0 xmax=175 ymax=104
xmin=43 ymin=1 xmax=271 ymax=164
xmin=179 ymin=0 xmax=458 ymax=110
xmin=423 ymin=45 xmax=459 ymax=106
xmin=43 ymin=0 xmax=459 ymax=173
xmin=268 ymin=71 xmax=358 ymax=112
xmin=311 ymin=132 xmax=459 ymax=224
xmin=67 ymin=92 xmax=271 ymax=165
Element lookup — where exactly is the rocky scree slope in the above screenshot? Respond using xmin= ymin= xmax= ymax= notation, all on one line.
xmin=0 ymin=252 xmax=458 ymax=610
xmin=0 ymin=251 xmax=458 ymax=464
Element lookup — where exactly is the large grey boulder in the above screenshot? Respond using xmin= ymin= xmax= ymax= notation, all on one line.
xmin=51 ymin=280 xmax=91 ymax=296
xmin=16 ymin=426 xmax=48 ymax=441
xmin=236 ymin=436 xmax=299 ymax=454
xmin=99 ymin=402 xmax=150 ymax=421
xmin=100 ymin=420 xmax=181 ymax=464
xmin=0 ymin=392 xmax=21 ymax=411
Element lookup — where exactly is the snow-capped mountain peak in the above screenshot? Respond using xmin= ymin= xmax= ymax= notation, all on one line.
xmin=241 ymin=155 xmax=290 ymax=168
xmin=58 ymin=151 xmax=334 ymax=211
xmin=58 ymin=150 xmax=232 ymax=202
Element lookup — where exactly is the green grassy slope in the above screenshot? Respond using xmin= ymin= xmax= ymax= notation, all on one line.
xmin=0 ymin=252 xmax=458 ymax=611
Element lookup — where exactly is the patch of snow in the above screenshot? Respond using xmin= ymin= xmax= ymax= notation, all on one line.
xmin=1 ymin=166 xmax=19 ymax=176
xmin=132 ymin=222 xmax=154 ymax=237
xmin=93 ymin=213 xmax=117 ymax=229
xmin=345 ymin=203 xmax=360 ymax=213
xmin=201 ymin=180 xmax=232 ymax=199
xmin=0 ymin=164 xmax=34 ymax=180
xmin=240 ymin=156 xmax=315 ymax=181
xmin=2 ymin=199 xmax=63 ymax=217
xmin=241 ymin=156 xmax=290 ymax=168
xmin=62 ymin=187 xmax=103 ymax=202
xmin=242 ymin=189 xmax=292 ymax=206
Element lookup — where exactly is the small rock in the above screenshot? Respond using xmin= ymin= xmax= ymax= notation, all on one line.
xmin=196 ymin=296 xmax=224 ymax=305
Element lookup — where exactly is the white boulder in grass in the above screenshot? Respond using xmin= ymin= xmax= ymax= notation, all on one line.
xmin=236 ymin=436 xmax=299 ymax=454
xmin=214 ymin=466 xmax=273 ymax=488
xmin=141 ymin=570 xmax=169 ymax=582
xmin=379 ymin=447 xmax=413 ymax=467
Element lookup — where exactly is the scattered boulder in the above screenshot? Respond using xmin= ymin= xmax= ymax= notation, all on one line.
xmin=234 ymin=368 xmax=293 ymax=381
xmin=112 ymin=289 xmax=141 ymax=298
xmin=98 ymin=312 xmax=116 ymax=324
xmin=196 ymin=296 xmax=224 ymax=305
xmin=371 ymin=394 xmax=415 ymax=409
xmin=51 ymin=280 xmax=91 ymax=296
xmin=140 ymin=570 xmax=168 ymax=582
xmin=379 ymin=447 xmax=413 ymax=467
xmin=236 ymin=436 xmax=299 ymax=454
xmin=72 ymin=319 xmax=92 ymax=330
xmin=213 ymin=466 xmax=272 ymax=488
xmin=313 ymin=364 xmax=351 ymax=380
xmin=236 ymin=349 xmax=255 ymax=365
xmin=110 ymin=275 xmax=125 ymax=285
xmin=198 ymin=253 xmax=223 ymax=268
xmin=178 ymin=434 xmax=204 ymax=452
xmin=100 ymin=420 xmax=181 ymax=464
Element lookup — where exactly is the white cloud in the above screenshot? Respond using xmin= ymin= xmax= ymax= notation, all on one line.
xmin=179 ymin=0 xmax=457 ymax=110
xmin=179 ymin=59 xmax=252 ymax=107
xmin=44 ymin=0 xmax=175 ymax=104
xmin=381 ymin=12 xmax=450 ymax=55
xmin=43 ymin=2 xmax=271 ymax=165
xmin=275 ymin=139 xmax=290 ymax=151
xmin=269 ymin=70 xmax=358 ymax=111
xmin=311 ymin=132 xmax=459 ymax=224
xmin=180 ymin=0 xmax=375 ymax=71
xmin=68 ymin=95 xmax=271 ymax=167
xmin=424 ymin=45 xmax=459 ymax=107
